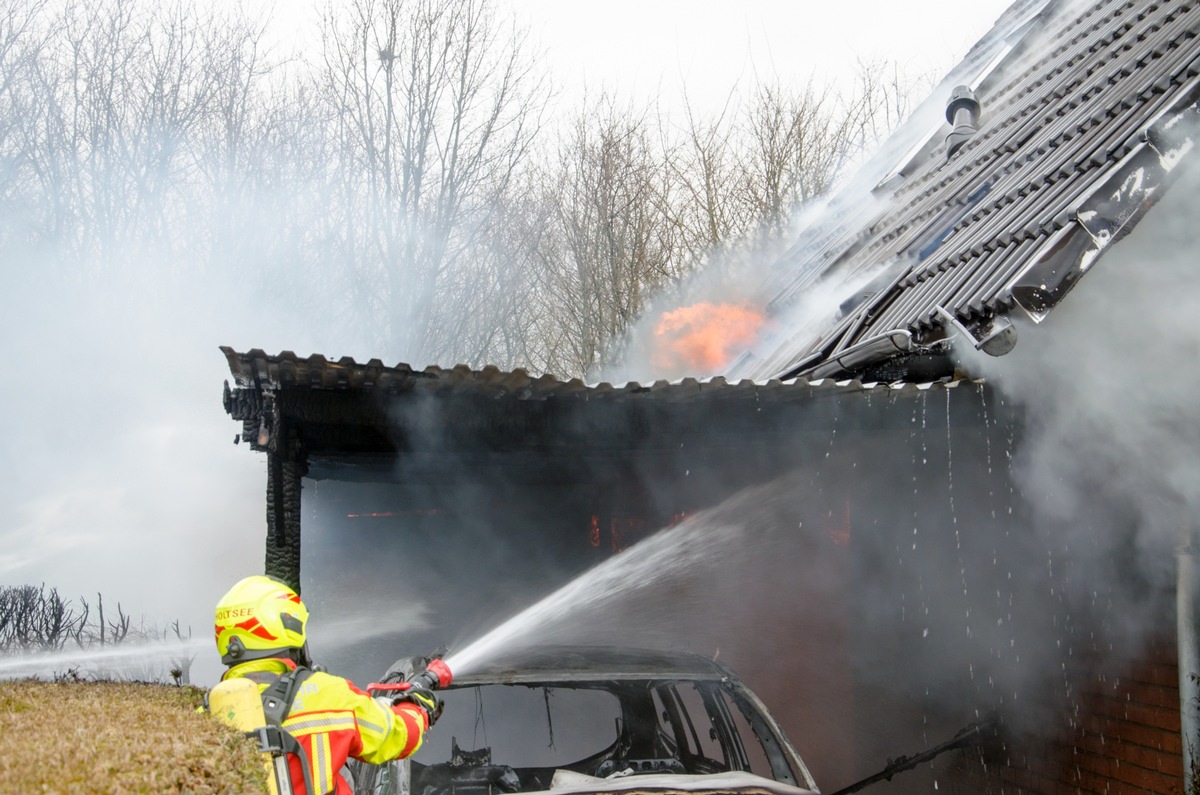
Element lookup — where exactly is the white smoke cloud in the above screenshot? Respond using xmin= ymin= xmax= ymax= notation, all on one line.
xmin=959 ymin=162 xmax=1200 ymax=647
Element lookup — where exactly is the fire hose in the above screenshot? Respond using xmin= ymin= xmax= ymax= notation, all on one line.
xmin=350 ymin=655 xmax=455 ymax=795
xmin=826 ymin=713 xmax=1000 ymax=795
xmin=367 ymin=655 xmax=455 ymax=723
xmin=368 ymin=656 xmax=454 ymax=694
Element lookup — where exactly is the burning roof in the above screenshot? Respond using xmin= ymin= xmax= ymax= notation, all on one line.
xmin=728 ymin=0 xmax=1200 ymax=383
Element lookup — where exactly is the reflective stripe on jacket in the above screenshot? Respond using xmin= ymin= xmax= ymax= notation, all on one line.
xmin=223 ymin=658 xmax=429 ymax=795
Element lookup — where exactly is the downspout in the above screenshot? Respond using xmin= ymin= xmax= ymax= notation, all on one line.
xmin=1179 ymin=524 xmax=1200 ymax=794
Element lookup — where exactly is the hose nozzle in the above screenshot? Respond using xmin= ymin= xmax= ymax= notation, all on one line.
xmin=412 ymin=657 xmax=453 ymax=690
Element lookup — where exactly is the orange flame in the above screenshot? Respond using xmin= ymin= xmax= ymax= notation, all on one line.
xmin=652 ymin=302 xmax=765 ymax=374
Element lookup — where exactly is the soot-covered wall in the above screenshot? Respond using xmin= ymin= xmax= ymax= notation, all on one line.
xmin=294 ymin=382 xmax=1172 ymax=794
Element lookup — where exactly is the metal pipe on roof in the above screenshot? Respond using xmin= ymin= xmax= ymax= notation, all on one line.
xmin=946 ymin=86 xmax=982 ymax=158
xmin=1178 ymin=526 xmax=1200 ymax=795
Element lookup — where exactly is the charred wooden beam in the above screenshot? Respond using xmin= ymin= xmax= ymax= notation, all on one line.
xmin=264 ymin=416 xmax=307 ymax=594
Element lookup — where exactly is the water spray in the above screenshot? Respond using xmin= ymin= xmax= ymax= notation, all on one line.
xmin=0 ymin=636 xmax=210 ymax=680
xmin=439 ymin=486 xmax=776 ymax=677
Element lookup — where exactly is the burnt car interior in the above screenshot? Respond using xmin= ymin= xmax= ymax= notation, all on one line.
xmin=391 ymin=678 xmax=789 ymax=795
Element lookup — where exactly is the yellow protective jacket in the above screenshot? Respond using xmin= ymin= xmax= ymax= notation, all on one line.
xmin=223 ymin=658 xmax=429 ymax=795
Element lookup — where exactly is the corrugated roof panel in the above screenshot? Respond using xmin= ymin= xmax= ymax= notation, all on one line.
xmin=950 ymin=247 xmax=1020 ymax=317
xmin=975 ymin=237 xmax=1042 ymax=311
xmin=221 ymin=348 xmax=968 ymax=412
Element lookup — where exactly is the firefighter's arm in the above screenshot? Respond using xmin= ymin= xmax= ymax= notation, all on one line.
xmin=347 ymin=682 xmax=430 ymax=764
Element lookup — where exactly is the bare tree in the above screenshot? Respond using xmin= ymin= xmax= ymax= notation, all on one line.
xmin=532 ymin=96 xmax=681 ymax=377
xmin=317 ymin=0 xmax=548 ymax=364
xmin=1 ymin=0 xmax=81 ymax=259
xmin=666 ymin=90 xmax=750 ymax=261
xmin=0 ymin=0 xmax=47 ymax=251
xmin=4 ymin=0 xmax=214 ymax=269
xmin=0 ymin=0 xmax=923 ymax=382
xmin=0 ymin=584 xmax=84 ymax=652
xmin=189 ymin=8 xmax=318 ymax=289
xmin=0 ymin=0 xmax=47 ymax=153
xmin=851 ymin=57 xmax=921 ymax=152
xmin=740 ymin=79 xmax=865 ymax=239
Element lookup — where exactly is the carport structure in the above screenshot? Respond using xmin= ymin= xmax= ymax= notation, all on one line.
xmin=221 ymin=345 xmax=1183 ymax=793
xmin=221 ymin=347 xmax=977 ymax=593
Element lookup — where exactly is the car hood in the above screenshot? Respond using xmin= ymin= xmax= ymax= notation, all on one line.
xmin=543 ymin=770 xmax=818 ymax=795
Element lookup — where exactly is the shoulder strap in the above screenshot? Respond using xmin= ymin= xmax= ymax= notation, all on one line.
xmin=235 ymin=668 xmax=318 ymax=795
xmin=253 ymin=724 xmax=317 ymax=795
xmin=261 ymin=667 xmax=315 ymax=726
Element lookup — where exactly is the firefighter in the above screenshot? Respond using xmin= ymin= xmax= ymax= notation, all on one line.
xmin=213 ymin=575 xmax=441 ymax=795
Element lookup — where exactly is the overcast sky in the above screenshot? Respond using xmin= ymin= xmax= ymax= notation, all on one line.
xmin=505 ymin=0 xmax=1015 ymax=112
xmin=252 ymin=0 xmax=1017 ymax=116
xmin=1 ymin=0 xmax=1019 ymax=685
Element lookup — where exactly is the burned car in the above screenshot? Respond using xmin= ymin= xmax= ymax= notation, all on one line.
xmin=350 ymin=646 xmax=818 ymax=795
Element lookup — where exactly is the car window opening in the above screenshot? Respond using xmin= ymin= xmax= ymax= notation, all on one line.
xmin=379 ymin=679 xmax=809 ymax=794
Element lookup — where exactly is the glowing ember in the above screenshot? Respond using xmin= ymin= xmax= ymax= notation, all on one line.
xmin=652 ymin=302 xmax=764 ymax=374
xmin=345 ymin=509 xmax=441 ymax=519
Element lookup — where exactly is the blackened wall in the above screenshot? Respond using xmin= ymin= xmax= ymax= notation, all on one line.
xmin=293 ymin=381 xmax=1178 ymax=794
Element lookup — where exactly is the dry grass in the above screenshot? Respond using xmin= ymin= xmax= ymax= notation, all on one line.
xmin=0 ymin=678 xmax=267 ymax=793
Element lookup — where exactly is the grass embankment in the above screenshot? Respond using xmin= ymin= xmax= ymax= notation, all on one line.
xmin=0 ymin=679 xmax=267 ymax=793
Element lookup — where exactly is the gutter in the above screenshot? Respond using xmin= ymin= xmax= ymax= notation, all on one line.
xmin=803 ymin=330 xmax=913 ymax=381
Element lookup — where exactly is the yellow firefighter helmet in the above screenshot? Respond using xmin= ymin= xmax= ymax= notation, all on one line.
xmin=214 ymin=575 xmax=310 ymax=666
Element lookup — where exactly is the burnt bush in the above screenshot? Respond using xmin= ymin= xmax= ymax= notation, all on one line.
xmin=0 ymin=585 xmax=194 ymax=683
xmin=0 ymin=585 xmax=81 ymax=652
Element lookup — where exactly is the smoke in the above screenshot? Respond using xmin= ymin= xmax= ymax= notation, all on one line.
xmin=279 ymin=182 xmax=1200 ymax=785
xmin=0 ymin=0 xmax=375 ymax=686
xmin=0 ymin=0 xmax=1036 ymax=716
xmin=0 ymin=0 xmax=576 ymax=684
xmin=291 ymin=368 xmax=1030 ymax=790
xmin=0 ymin=250 xmax=331 ymax=687
xmin=604 ymin=190 xmax=872 ymax=383
xmin=958 ymin=162 xmax=1200 ymax=648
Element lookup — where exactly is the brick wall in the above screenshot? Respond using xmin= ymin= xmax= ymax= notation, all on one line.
xmin=955 ymin=634 xmax=1183 ymax=794
xmin=1063 ymin=635 xmax=1182 ymax=795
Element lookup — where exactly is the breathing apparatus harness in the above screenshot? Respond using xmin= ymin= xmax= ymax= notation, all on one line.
xmin=257 ymin=667 xmax=318 ymax=795
xmin=208 ymin=664 xmax=317 ymax=795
